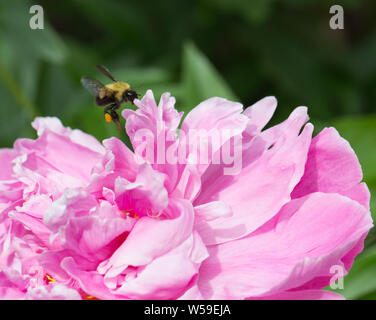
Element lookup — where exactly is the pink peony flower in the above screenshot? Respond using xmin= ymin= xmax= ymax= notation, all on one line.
xmin=0 ymin=90 xmax=372 ymax=300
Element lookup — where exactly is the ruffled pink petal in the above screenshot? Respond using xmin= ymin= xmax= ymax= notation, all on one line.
xmin=114 ymin=163 xmax=168 ymax=217
xmin=194 ymin=97 xmax=278 ymax=201
xmin=98 ymin=198 xmax=194 ymax=278
xmin=177 ymin=282 xmax=204 ymax=300
xmin=194 ymin=201 xmax=232 ymax=221
xmin=292 ymin=127 xmax=370 ymax=209
xmin=0 ymin=223 xmax=43 ymax=291
xmin=170 ymin=164 xmax=201 ymax=202
xmin=195 ymin=108 xmax=313 ymax=244
xmin=0 ymin=181 xmax=24 ymax=209
xmin=111 ymin=232 xmax=208 ymax=299
xmin=63 ymin=202 xmax=134 ymax=261
xmin=249 ymin=290 xmax=344 ymax=300
xmin=194 ymin=201 xmax=233 ymax=241
xmin=0 ymin=268 xmax=28 ymax=299
xmin=181 ymin=97 xmax=247 ymax=137
xmin=38 ymin=248 xmax=98 ymax=283
xmin=31 ymin=117 xmax=105 ymax=154
xmin=0 ymin=149 xmax=19 ymax=180
xmin=13 ymin=118 xmax=105 ymax=196
xmin=123 ymin=91 xmax=182 ymax=139
xmin=8 ymin=195 xmax=53 ymax=247
xmin=43 ymin=189 xmax=97 ymax=233
xmin=86 ymin=138 xmax=138 ymax=198
xmin=0 ymin=270 xmax=28 ymax=297
xmin=196 ymin=192 xmax=372 ymax=299
xmin=25 ymin=283 xmax=82 ymax=300
xmin=180 ymin=97 xmax=248 ymax=176
xmin=122 ymin=91 xmax=182 ymax=193
xmin=13 ymin=126 xmax=104 ymax=197
xmin=61 ymin=257 xmax=121 ymax=299
xmin=171 ymin=97 xmax=249 ymax=201
xmin=243 ymin=96 xmax=277 ymax=137
xmin=14 ymin=132 xmax=99 ymax=182
xmin=61 ymin=234 xmax=208 ymax=300
xmin=0 ymin=149 xmax=24 ymax=205
xmin=111 ymin=233 xmax=207 ymax=299
xmin=0 ymin=287 xmax=25 ymax=299
xmin=101 ymin=137 xmax=138 ymax=181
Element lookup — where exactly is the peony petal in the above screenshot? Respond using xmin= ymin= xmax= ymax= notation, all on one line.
xmin=0 ymin=287 xmax=25 ymax=299
xmin=181 ymin=97 xmax=247 ymax=136
xmin=111 ymin=232 xmax=208 ymax=299
xmin=26 ymin=283 xmax=82 ymax=300
xmin=195 ymin=108 xmax=313 ymax=244
xmin=9 ymin=195 xmax=53 ymax=247
xmin=180 ymin=97 xmax=248 ymax=176
xmin=243 ymin=96 xmax=277 ymax=136
xmin=31 ymin=117 xmax=105 ymax=154
xmin=249 ymin=290 xmax=344 ymax=300
xmin=61 ymin=257 xmax=120 ymax=299
xmin=14 ymin=130 xmax=102 ymax=184
xmin=177 ymin=282 xmax=204 ymax=300
xmin=196 ymin=192 xmax=372 ymax=299
xmin=292 ymin=127 xmax=370 ymax=209
xmin=98 ymin=198 xmax=194 ymax=278
xmin=0 ymin=149 xmax=18 ymax=180
xmin=101 ymin=137 xmax=138 ymax=181
xmin=194 ymin=201 xmax=232 ymax=221
xmin=0 ymin=149 xmax=24 ymax=205
xmin=122 ymin=91 xmax=182 ymax=192
xmin=43 ymin=189 xmax=97 ymax=234
xmin=123 ymin=91 xmax=182 ymax=138
xmin=62 ymin=202 xmax=134 ymax=262
xmin=171 ymin=164 xmax=201 ymax=202
xmin=38 ymin=249 xmax=98 ymax=282
xmin=114 ymin=163 xmax=168 ymax=217
xmin=12 ymin=127 xmax=104 ymax=200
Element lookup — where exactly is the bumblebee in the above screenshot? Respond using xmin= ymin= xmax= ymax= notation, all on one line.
xmin=81 ymin=65 xmax=139 ymax=131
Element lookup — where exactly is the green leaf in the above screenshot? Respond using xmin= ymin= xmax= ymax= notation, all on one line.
xmin=182 ymin=42 xmax=237 ymax=111
xmin=38 ymin=65 xmax=82 ymax=118
xmin=109 ymin=67 xmax=172 ymax=88
xmin=350 ymin=30 xmax=376 ymax=81
xmin=204 ymin=0 xmax=275 ymax=24
xmin=0 ymin=82 xmax=34 ymax=147
xmin=0 ymin=60 xmax=38 ymax=118
xmin=331 ymin=115 xmax=376 ymax=221
xmin=0 ymin=1 xmax=67 ymax=64
xmin=332 ymin=115 xmax=376 ymax=181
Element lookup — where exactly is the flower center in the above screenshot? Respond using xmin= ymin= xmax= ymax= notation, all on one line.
xmin=121 ymin=209 xmax=140 ymax=219
xmin=44 ymin=274 xmax=56 ymax=284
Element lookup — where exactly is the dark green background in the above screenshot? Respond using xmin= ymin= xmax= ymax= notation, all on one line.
xmin=0 ymin=0 xmax=375 ymax=299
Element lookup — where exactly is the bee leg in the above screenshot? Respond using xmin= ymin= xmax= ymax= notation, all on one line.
xmin=104 ymin=103 xmax=118 ymax=119
xmin=104 ymin=104 xmax=122 ymax=132
xmin=112 ymin=111 xmax=122 ymax=132
xmin=104 ymin=103 xmax=117 ymax=113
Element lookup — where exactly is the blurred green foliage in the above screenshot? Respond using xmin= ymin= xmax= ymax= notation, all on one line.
xmin=0 ymin=0 xmax=375 ymax=299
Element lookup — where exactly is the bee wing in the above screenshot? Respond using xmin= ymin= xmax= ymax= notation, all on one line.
xmin=81 ymin=77 xmax=104 ymax=96
xmin=96 ymin=65 xmax=117 ymax=82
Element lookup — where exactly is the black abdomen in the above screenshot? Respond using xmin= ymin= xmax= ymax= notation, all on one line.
xmin=95 ymin=95 xmax=115 ymax=107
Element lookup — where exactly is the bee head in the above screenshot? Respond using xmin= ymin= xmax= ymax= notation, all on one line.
xmin=123 ymin=90 xmax=139 ymax=104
